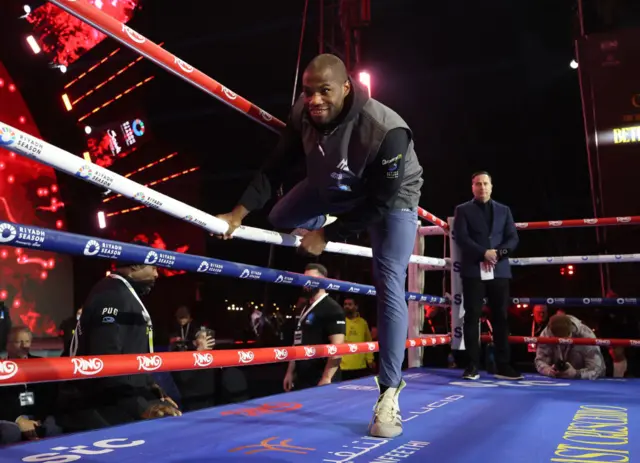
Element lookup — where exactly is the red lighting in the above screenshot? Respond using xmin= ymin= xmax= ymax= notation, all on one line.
xmin=0 ymin=250 xmax=7 ymax=259
xmin=7 ymin=175 xmax=15 ymax=184
xmin=78 ymin=76 xmax=155 ymax=123
xmin=0 ymin=291 xmax=6 ymax=300
xmin=124 ymin=152 xmax=178 ymax=178
xmin=51 ymin=184 xmax=58 ymax=192
xmin=0 ymin=162 xmax=5 ymax=170
xmin=19 ymin=116 xmax=26 ymax=124
xmin=0 ymin=79 xmax=4 ymax=87
xmin=25 ymin=1 xmax=140 ymax=67
xmin=13 ymin=299 xmax=21 ymax=308
xmin=55 ymin=220 xmax=63 ymax=229
xmin=71 ymin=54 xmax=147 ymax=106
xmin=8 ymin=84 xmax=16 ymax=92
xmin=40 ymin=271 xmax=48 ymax=280
xmin=104 ymin=166 xmax=199 ymax=204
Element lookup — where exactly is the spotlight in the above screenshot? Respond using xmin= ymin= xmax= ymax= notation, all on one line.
xmin=84 ymin=126 xmax=92 ymax=135
xmin=570 ymin=60 xmax=579 ymax=69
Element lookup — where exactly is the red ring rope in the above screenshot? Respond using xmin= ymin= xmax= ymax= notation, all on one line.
xmin=515 ymin=215 xmax=640 ymax=229
xmin=0 ymin=336 xmax=450 ymax=386
xmin=482 ymin=334 xmax=639 ymax=348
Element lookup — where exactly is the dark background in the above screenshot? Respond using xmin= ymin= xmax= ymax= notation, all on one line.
xmin=0 ymin=0 xmax=639 ymax=342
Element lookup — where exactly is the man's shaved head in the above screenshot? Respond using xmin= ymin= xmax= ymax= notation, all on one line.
xmin=304 ymin=54 xmax=349 ymax=83
xmin=302 ymin=54 xmax=351 ymax=126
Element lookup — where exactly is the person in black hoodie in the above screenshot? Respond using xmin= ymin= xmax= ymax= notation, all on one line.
xmin=214 ymin=54 xmax=424 ymax=439
xmin=56 ymin=245 xmax=181 ymax=432
xmin=0 ymin=327 xmax=60 ymax=445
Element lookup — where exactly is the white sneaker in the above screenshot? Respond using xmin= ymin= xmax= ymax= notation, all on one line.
xmin=291 ymin=215 xmax=337 ymax=237
xmin=369 ymin=377 xmax=406 ymax=438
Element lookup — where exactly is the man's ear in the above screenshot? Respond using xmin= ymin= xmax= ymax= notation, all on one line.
xmin=343 ymin=79 xmax=351 ymax=97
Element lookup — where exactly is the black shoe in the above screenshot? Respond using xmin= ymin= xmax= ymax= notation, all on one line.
xmin=462 ymin=366 xmax=480 ymax=380
xmin=494 ymin=365 xmax=524 ymax=380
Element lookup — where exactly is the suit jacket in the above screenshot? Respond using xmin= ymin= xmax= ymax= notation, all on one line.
xmin=453 ymin=199 xmax=519 ymax=279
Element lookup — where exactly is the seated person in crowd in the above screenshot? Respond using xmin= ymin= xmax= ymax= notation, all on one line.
xmin=169 ymin=305 xmax=209 ymax=351
xmin=0 ymin=327 xmax=61 ymax=445
xmin=170 ymin=308 xmax=216 ymax=412
xmin=535 ymin=313 xmax=605 ymax=380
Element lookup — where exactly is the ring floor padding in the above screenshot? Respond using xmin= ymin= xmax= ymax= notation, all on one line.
xmin=3 ymin=368 xmax=637 ymax=462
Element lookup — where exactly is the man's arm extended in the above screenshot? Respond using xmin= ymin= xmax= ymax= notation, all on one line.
xmin=235 ymin=122 xmax=303 ymax=216
xmin=323 ymin=128 xmax=410 ymax=242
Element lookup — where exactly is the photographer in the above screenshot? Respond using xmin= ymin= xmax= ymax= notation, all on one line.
xmin=535 ymin=313 xmax=605 ymax=380
xmin=170 ymin=308 xmax=216 ymax=411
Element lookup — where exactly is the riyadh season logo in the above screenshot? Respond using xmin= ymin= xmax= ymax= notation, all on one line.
xmin=144 ymin=250 xmax=175 ymax=268
xmin=76 ymin=164 xmax=93 ymax=179
xmin=197 ymin=260 xmax=224 ymax=274
xmin=0 ymin=223 xmax=17 ymax=243
xmin=0 ymin=126 xmax=16 ymax=147
xmin=184 ymin=214 xmax=206 ymax=227
xmin=83 ymin=239 xmax=122 ymax=258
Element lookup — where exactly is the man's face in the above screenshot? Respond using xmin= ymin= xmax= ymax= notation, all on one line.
xmin=302 ymin=67 xmax=350 ymax=126
xmin=533 ymin=306 xmax=548 ymax=324
xmin=7 ymin=331 xmax=31 ymax=359
xmin=302 ymin=269 xmax=324 ymax=296
xmin=472 ymin=174 xmax=492 ymax=202
xmin=343 ymin=299 xmax=357 ymax=315
xmin=177 ymin=317 xmax=189 ymax=327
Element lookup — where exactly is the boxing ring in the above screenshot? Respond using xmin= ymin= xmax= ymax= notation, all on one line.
xmin=0 ymin=1 xmax=640 ymax=461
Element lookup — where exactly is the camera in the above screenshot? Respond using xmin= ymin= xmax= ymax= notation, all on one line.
xmin=554 ymin=360 xmax=568 ymax=372
xmin=170 ymin=339 xmax=190 ymax=352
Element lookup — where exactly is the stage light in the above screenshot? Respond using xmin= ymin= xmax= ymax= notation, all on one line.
xmin=23 ymin=5 xmax=31 ymax=14
xmin=84 ymin=126 xmax=92 ymax=135
xmin=359 ymin=71 xmax=371 ymax=97
xmin=26 ymin=35 xmax=41 ymax=54
xmin=97 ymin=211 xmax=106 ymax=229
xmin=61 ymin=94 xmax=73 ymax=111
xmin=59 ymin=65 xmax=67 ymax=74
xmin=570 ymin=60 xmax=579 ymax=69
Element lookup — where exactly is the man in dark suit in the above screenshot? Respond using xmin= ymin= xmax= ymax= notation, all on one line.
xmin=453 ymin=171 xmax=523 ymax=381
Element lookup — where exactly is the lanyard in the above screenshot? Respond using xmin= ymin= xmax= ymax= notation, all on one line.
xmin=181 ymin=322 xmax=190 ymax=340
xmin=297 ymin=293 xmax=328 ymax=330
xmin=109 ymin=274 xmax=154 ymax=353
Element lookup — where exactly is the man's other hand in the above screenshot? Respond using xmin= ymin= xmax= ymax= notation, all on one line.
xmin=214 ymin=212 xmax=242 ymax=240
xmin=484 ymin=249 xmax=498 ymax=264
xmin=300 ymin=229 xmax=327 ymax=256
xmin=283 ymin=371 xmax=294 ymax=392
xmin=142 ymin=403 xmax=182 ymax=419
